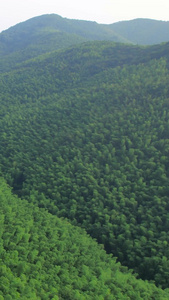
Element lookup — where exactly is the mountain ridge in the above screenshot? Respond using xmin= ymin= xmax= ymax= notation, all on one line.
xmin=110 ymin=18 xmax=169 ymax=45
xmin=1 ymin=14 xmax=169 ymax=297
xmin=1 ymin=14 xmax=169 ymax=45
xmin=1 ymin=40 xmax=169 ymax=288
xmin=1 ymin=14 xmax=169 ymax=73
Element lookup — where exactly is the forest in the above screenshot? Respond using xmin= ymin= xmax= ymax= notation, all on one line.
xmin=1 ymin=15 xmax=169 ymax=299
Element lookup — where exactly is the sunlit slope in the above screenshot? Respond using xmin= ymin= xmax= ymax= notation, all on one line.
xmin=1 ymin=41 xmax=169 ymax=287
xmin=1 ymin=178 xmax=169 ymax=299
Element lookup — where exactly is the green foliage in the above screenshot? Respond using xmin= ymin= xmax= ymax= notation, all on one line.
xmin=1 ymin=14 xmax=169 ymax=70
xmin=1 ymin=179 xmax=168 ymax=299
xmin=1 ymin=14 xmax=169 ymax=73
xmin=110 ymin=18 xmax=169 ymax=45
xmin=1 ymin=33 xmax=169 ymax=293
xmin=0 ymin=14 xmax=129 ymax=72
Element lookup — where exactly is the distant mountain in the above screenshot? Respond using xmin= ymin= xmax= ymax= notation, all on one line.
xmin=110 ymin=18 xmax=169 ymax=45
xmin=0 ymin=14 xmax=129 ymax=55
xmin=0 ymin=14 xmax=128 ymax=65
xmin=0 ymin=14 xmax=132 ymax=73
xmin=1 ymin=14 xmax=169 ymax=72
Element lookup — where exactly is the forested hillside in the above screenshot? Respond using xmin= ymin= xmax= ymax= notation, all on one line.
xmin=110 ymin=18 xmax=169 ymax=45
xmin=1 ymin=179 xmax=169 ymax=299
xmin=1 ymin=14 xmax=169 ymax=72
xmin=1 ymin=18 xmax=169 ymax=298
xmin=0 ymin=14 xmax=128 ymax=72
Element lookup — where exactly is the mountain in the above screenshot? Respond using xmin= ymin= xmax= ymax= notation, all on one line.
xmin=0 ymin=14 xmax=129 ymax=55
xmin=1 ymin=14 xmax=169 ymax=72
xmin=110 ymin=18 xmax=169 ymax=45
xmin=1 ymin=15 xmax=169 ymax=297
xmin=0 ymin=14 xmax=129 ymax=71
xmin=1 ymin=39 xmax=169 ymax=290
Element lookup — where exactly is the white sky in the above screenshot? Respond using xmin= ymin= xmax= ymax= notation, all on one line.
xmin=1 ymin=0 xmax=169 ymax=32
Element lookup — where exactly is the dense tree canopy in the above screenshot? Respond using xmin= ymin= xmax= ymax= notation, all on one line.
xmin=1 ymin=178 xmax=168 ymax=299
xmin=1 ymin=35 xmax=169 ymax=296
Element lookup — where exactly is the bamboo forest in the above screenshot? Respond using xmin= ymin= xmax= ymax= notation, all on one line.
xmin=1 ymin=14 xmax=169 ymax=299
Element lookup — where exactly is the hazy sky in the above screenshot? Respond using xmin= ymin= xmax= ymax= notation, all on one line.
xmin=1 ymin=0 xmax=169 ymax=32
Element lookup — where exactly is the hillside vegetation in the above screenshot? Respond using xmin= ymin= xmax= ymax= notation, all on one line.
xmin=110 ymin=18 xmax=169 ymax=45
xmin=1 ymin=16 xmax=169 ymax=298
xmin=1 ymin=14 xmax=169 ymax=72
xmin=0 ymin=14 xmax=128 ymax=72
xmin=1 ymin=179 xmax=167 ymax=299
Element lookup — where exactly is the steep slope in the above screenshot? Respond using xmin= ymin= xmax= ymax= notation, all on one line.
xmin=1 ymin=41 xmax=169 ymax=288
xmin=110 ymin=18 xmax=169 ymax=45
xmin=1 ymin=178 xmax=169 ymax=299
